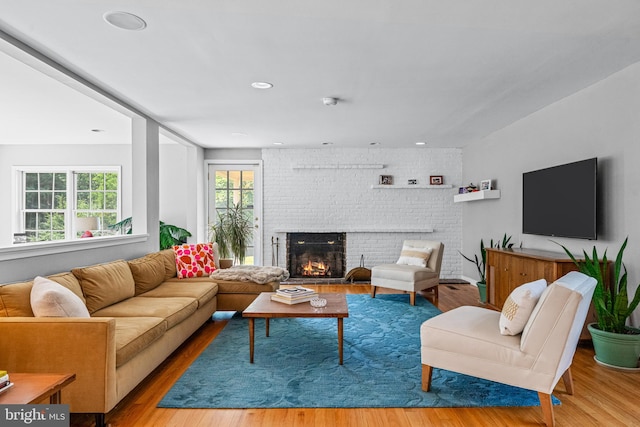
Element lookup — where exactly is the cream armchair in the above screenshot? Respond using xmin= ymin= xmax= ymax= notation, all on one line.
xmin=420 ymin=271 xmax=596 ymax=427
xmin=370 ymin=240 xmax=444 ymax=305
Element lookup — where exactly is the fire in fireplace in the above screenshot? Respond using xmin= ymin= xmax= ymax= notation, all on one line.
xmin=286 ymin=232 xmax=346 ymax=279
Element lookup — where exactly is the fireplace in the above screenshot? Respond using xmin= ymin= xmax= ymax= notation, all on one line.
xmin=287 ymin=232 xmax=346 ymax=279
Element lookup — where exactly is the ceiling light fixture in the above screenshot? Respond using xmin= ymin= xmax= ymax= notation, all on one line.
xmin=322 ymin=97 xmax=338 ymax=106
xmin=251 ymin=81 xmax=273 ymax=89
xmin=415 ymin=141 xmax=427 ymax=146
xmin=103 ymin=11 xmax=147 ymax=31
xmin=370 ymin=142 xmax=380 ymax=146
xmin=91 ymin=129 xmax=105 ymax=133
xmin=322 ymin=142 xmax=333 ymax=146
xmin=273 ymin=142 xmax=284 ymax=145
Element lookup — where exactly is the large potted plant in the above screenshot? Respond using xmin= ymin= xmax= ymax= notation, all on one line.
xmin=459 ymin=234 xmax=514 ymax=303
xmin=560 ymin=238 xmax=640 ymax=369
xmin=209 ymin=203 xmax=252 ymax=266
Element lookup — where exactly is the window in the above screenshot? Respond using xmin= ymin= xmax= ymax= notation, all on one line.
xmin=17 ymin=167 xmax=121 ymax=243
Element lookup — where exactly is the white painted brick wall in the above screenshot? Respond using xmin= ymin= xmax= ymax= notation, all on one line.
xmin=262 ymin=147 xmax=463 ymax=279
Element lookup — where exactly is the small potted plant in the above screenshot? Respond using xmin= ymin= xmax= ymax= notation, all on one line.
xmin=560 ymin=238 xmax=640 ymax=369
xmin=460 ymin=234 xmax=514 ymax=303
xmin=209 ymin=203 xmax=252 ymax=266
xmin=459 ymin=239 xmax=488 ymax=303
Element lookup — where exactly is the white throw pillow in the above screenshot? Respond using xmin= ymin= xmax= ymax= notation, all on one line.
xmin=396 ymin=245 xmax=432 ymax=267
xmin=30 ymin=276 xmax=90 ymax=318
xmin=499 ymin=278 xmax=547 ymax=335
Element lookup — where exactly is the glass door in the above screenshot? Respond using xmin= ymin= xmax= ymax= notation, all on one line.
xmin=207 ymin=162 xmax=261 ymax=265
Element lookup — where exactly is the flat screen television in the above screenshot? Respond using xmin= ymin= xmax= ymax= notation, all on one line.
xmin=522 ymin=158 xmax=597 ymax=240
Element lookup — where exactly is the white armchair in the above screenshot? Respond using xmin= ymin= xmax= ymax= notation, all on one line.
xmin=420 ymin=271 xmax=596 ymax=426
xmin=370 ymin=240 xmax=444 ymax=305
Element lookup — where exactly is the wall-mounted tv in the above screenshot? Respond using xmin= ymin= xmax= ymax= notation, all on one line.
xmin=522 ymin=158 xmax=597 ymax=240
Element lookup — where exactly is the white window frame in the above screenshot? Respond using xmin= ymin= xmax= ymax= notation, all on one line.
xmin=12 ymin=165 xmax=122 ymax=243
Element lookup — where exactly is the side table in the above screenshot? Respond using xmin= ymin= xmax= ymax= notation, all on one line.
xmin=0 ymin=373 xmax=76 ymax=404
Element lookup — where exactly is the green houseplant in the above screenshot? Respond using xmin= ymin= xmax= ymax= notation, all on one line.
xmin=460 ymin=234 xmax=514 ymax=303
xmin=560 ymin=238 xmax=640 ymax=368
xmin=209 ymin=203 xmax=252 ymax=265
xmin=109 ymin=217 xmax=192 ymax=250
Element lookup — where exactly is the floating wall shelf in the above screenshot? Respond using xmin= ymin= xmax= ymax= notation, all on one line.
xmin=453 ymin=189 xmax=501 ymax=203
xmin=293 ymin=164 xmax=384 ymax=170
xmin=371 ymin=184 xmax=454 ymax=189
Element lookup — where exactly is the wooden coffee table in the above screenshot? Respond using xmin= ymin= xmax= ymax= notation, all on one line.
xmin=242 ymin=292 xmax=349 ymax=364
xmin=0 ymin=373 xmax=76 ymax=404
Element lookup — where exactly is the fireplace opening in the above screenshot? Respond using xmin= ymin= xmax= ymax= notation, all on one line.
xmin=287 ymin=233 xmax=346 ymax=279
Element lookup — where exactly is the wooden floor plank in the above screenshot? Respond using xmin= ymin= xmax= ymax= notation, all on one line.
xmin=69 ymin=283 xmax=637 ymax=426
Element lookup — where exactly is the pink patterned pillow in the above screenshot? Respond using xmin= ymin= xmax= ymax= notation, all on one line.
xmin=173 ymin=243 xmax=217 ymax=279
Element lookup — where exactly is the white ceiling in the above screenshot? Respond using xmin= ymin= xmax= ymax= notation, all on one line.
xmin=2 ymin=1 xmax=640 ymax=149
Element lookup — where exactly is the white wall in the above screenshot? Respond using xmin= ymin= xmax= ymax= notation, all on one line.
xmin=0 ymin=144 xmax=133 ymax=247
xmin=261 ymin=147 xmax=463 ymax=278
xmin=461 ymin=62 xmax=640 ymax=326
xmin=0 ymin=141 xmax=202 ymax=283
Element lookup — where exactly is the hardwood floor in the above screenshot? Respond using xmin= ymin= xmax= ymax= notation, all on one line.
xmin=70 ymin=284 xmax=638 ymax=426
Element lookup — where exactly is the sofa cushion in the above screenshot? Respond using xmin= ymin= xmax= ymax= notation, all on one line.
xmin=92 ymin=296 xmax=198 ymax=329
xmin=397 ymin=243 xmax=432 ymax=267
xmin=0 ymin=280 xmax=34 ymax=317
xmin=139 ymin=281 xmax=218 ymax=308
xmin=46 ymin=272 xmax=86 ymax=304
xmin=206 ymin=279 xmax=280 ymax=294
xmin=370 ymin=263 xmax=437 ymax=281
xmin=128 ymin=253 xmax=166 ymax=295
xmin=158 ymin=249 xmax=178 ymax=280
xmin=173 ymin=243 xmax=217 ymax=279
xmin=113 ymin=317 xmax=167 ymax=367
xmin=30 ymin=276 xmax=90 ymax=318
xmin=72 ymin=260 xmax=136 ymax=314
xmin=499 ymin=278 xmax=547 ymax=336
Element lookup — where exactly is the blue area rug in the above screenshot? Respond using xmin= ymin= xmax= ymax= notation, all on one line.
xmin=159 ymin=294 xmax=558 ymax=408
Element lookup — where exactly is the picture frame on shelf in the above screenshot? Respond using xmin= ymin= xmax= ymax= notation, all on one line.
xmin=379 ymin=175 xmax=393 ymax=185
xmin=429 ymin=175 xmax=443 ymax=185
xmin=480 ymin=179 xmax=492 ymax=190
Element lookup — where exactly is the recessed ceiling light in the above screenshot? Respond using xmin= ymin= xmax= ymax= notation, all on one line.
xmin=273 ymin=142 xmax=284 ymax=145
xmin=415 ymin=141 xmax=427 ymax=146
xmin=103 ymin=11 xmax=147 ymax=31
xmin=251 ymin=81 xmax=273 ymax=89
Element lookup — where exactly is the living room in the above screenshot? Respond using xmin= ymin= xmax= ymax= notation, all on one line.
xmin=1 ymin=2 xmax=640 ymax=426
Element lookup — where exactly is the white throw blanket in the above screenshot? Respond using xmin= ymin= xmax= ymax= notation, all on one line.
xmin=210 ymin=265 xmax=290 ymax=284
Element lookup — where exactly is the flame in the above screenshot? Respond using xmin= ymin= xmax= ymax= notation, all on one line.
xmin=301 ymin=260 xmax=329 ymax=276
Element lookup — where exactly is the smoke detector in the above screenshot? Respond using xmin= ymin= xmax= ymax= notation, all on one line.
xmin=322 ymin=97 xmax=338 ymax=106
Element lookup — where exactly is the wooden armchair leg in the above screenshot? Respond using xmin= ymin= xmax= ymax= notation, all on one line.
xmin=421 ymin=364 xmax=433 ymax=391
xmin=538 ymin=392 xmax=555 ymax=427
xmin=370 ymin=285 xmax=377 ymax=299
xmin=562 ymin=368 xmax=574 ymax=395
xmin=410 ymin=291 xmax=416 ymax=305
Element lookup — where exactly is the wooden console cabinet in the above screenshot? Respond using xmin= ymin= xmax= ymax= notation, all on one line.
xmin=485 ymin=248 xmax=580 ymax=309
xmin=485 ymin=247 xmax=599 ymax=340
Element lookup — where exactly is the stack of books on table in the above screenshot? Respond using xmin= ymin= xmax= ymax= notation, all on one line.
xmin=0 ymin=370 xmax=12 ymax=394
xmin=271 ymin=286 xmax=317 ymax=304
